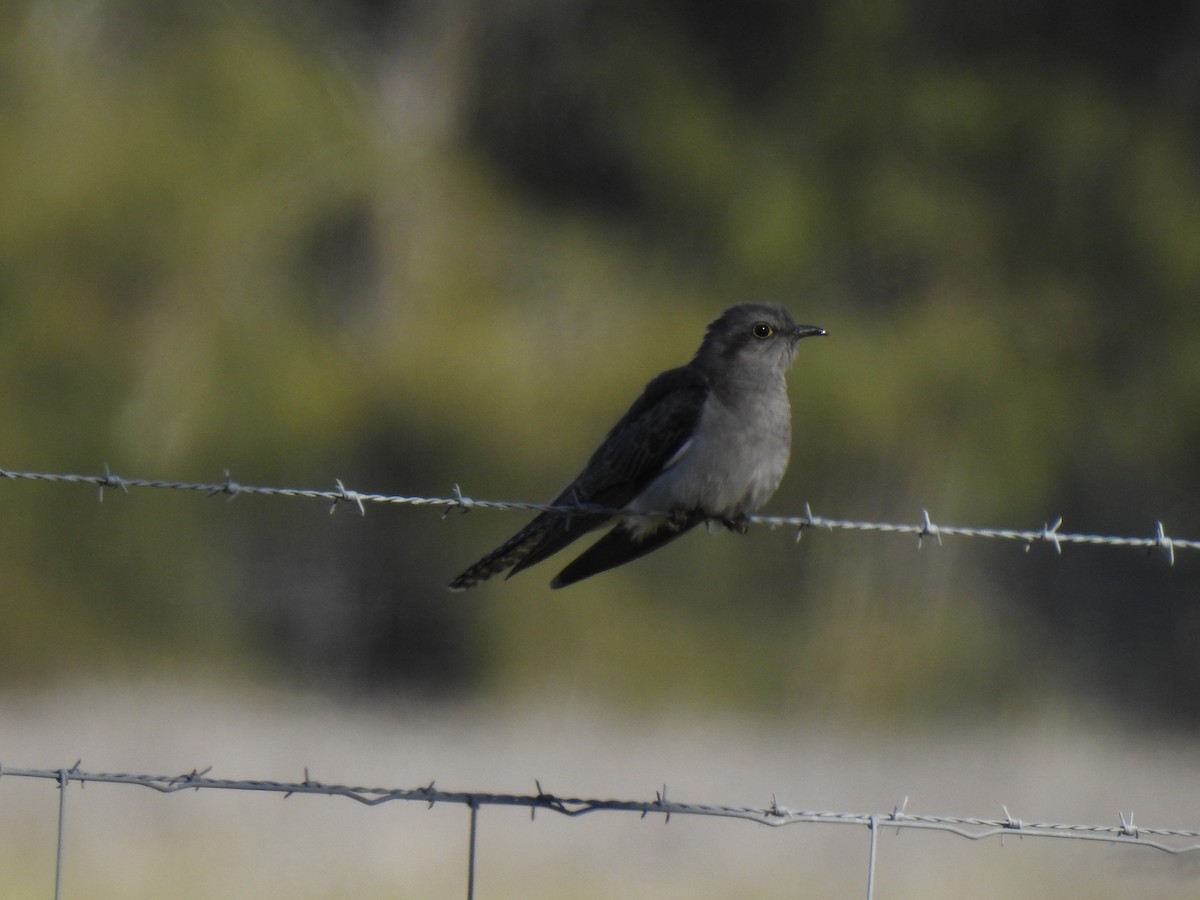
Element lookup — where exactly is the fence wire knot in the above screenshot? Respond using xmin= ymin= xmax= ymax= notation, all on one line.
xmin=917 ymin=509 xmax=941 ymax=548
xmin=794 ymin=502 xmax=819 ymax=542
xmin=208 ymin=471 xmax=241 ymax=502
xmin=57 ymin=761 xmax=82 ymax=789
xmin=1037 ymin=517 xmax=1064 ymax=554
xmin=98 ymin=465 xmax=127 ymax=502
xmin=330 ymin=479 xmax=366 ymax=516
xmin=1155 ymin=522 xmax=1175 ymax=566
xmin=1120 ymin=810 xmax=1139 ymax=838
xmin=768 ymin=793 xmax=789 ymax=818
xmin=181 ymin=767 xmax=211 ymax=791
xmin=419 ymin=780 xmax=438 ymax=809
xmin=444 ymin=483 xmax=474 ymax=518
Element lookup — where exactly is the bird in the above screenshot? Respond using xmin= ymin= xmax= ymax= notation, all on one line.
xmin=448 ymin=303 xmax=825 ymax=590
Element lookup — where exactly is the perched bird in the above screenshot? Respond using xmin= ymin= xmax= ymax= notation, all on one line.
xmin=448 ymin=303 xmax=825 ymax=590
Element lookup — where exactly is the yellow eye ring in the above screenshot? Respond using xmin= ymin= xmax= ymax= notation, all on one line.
xmin=752 ymin=322 xmax=773 ymax=339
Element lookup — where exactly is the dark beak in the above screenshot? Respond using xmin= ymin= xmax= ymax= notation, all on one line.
xmin=793 ymin=325 xmax=826 ymax=339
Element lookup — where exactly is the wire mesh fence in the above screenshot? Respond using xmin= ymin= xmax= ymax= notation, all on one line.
xmin=5 ymin=762 xmax=1200 ymax=900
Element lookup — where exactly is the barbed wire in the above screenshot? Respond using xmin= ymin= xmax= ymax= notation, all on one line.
xmin=2 ymin=466 xmax=1195 ymax=563
xmin=7 ymin=763 xmax=1200 ymax=900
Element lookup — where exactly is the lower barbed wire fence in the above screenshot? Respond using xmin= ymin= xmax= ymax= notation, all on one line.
xmin=1 ymin=466 xmax=1196 ymax=561
xmin=5 ymin=763 xmax=1200 ymax=900
xmin=4 ymin=466 xmax=1199 ymax=896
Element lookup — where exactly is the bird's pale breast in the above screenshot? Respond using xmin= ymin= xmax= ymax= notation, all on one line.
xmin=624 ymin=376 xmax=791 ymax=524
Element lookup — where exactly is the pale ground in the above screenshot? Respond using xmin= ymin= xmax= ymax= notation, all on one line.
xmin=2 ymin=681 xmax=1198 ymax=899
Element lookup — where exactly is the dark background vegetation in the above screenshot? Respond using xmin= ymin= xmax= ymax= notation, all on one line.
xmin=2 ymin=0 xmax=1198 ymax=724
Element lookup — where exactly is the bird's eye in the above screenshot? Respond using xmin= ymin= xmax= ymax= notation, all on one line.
xmin=752 ymin=322 xmax=773 ymax=339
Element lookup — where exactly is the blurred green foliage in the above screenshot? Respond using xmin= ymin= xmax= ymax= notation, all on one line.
xmin=1 ymin=0 xmax=1198 ymax=722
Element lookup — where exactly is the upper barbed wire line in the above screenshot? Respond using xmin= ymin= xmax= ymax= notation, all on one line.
xmin=0 ymin=467 xmax=566 ymax=514
xmin=1 ymin=466 xmax=1196 ymax=557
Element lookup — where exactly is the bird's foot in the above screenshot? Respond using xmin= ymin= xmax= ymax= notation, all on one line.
xmin=666 ymin=510 xmax=693 ymax=531
xmin=722 ymin=514 xmax=750 ymax=535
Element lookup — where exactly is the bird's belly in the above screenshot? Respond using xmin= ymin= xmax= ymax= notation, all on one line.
xmin=627 ymin=430 xmax=789 ymax=521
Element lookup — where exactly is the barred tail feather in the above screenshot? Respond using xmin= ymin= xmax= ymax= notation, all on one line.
xmin=447 ymin=530 xmax=543 ymax=591
xmin=448 ymin=510 xmax=610 ymax=590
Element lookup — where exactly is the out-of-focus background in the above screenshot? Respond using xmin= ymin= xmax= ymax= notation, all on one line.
xmin=2 ymin=0 xmax=1199 ymax=896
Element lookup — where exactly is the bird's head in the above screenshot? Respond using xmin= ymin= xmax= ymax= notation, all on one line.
xmin=694 ymin=303 xmax=825 ymax=375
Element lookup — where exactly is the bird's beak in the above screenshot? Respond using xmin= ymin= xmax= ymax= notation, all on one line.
xmin=793 ymin=325 xmax=826 ymax=340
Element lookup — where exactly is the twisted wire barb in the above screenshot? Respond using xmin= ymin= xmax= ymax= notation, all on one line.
xmin=1 ymin=467 xmax=1196 ymax=560
xmin=3 ymin=764 xmax=1200 ymax=855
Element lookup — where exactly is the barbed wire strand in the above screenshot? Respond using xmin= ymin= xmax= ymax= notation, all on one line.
xmin=5 ymin=765 xmax=1200 ymax=900
xmin=2 ymin=466 xmax=1196 ymax=562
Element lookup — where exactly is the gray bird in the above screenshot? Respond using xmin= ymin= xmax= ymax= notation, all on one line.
xmin=448 ymin=303 xmax=825 ymax=590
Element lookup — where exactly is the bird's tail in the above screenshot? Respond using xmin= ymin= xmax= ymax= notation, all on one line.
xmin=447 ymin=520 xmax=547 ymax=591
xmin=448 ymin=513 xmax=554 ymax=592
xmin=549 ymin=515 xmax=701 ymax=589
xmin=448 ymin=508 xmax=611 ymax=591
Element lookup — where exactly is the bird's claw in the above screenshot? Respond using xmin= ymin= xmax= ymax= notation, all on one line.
xmin=667 ymin=510 xmax=693 ymax=531
xmin=722 ymin=514 xmax=750 ymax=535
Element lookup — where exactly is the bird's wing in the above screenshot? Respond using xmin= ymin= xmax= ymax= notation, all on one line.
xmin=448 ymin=366 xmax=708 ymax=589
xmin=560 ymin=364 xmax=710 ymax=509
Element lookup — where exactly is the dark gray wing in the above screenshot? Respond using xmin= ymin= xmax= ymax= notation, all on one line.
xmin=448 ymin=365 xmax=709 ymax=589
